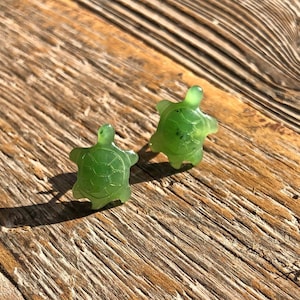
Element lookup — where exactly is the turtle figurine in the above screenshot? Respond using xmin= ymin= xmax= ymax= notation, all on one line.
xmin=69 ymin=124 xmax=138 ymax=210
xmin=149 ymin=85 xmax=218 ymax=169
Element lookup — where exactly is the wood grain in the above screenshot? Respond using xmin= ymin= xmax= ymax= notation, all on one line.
xmin=0 ymin=0 xmax=299 ymax=299
xmin=76 ymin=0 xmax=300 ymax=132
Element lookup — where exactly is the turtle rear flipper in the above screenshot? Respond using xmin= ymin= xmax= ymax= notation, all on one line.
xmin=119 ymin=187 xmax=131 ymax=203
xmin=188 ymin=148 xmax=203 ymax=167
xmin=91 ymin=197 xmax=112 ymax=210
xmin=72 ymin=182 xmax=84 ymax=199
xmin=169 ymin=159 xmax=183 ymax=170
xmin=149 ymin=132 xmax=161 ymax=153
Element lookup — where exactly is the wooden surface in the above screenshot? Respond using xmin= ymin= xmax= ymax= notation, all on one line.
xmin=0 ymin=0 xmax=299 ymax=299
xmin=77 ymin=0 xmax=300 ymax=131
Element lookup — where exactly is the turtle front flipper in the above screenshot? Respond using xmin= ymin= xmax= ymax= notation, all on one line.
xmin=126 ymin=150 xmax=139 ymax=166
xmin=206 ymin=115 xmax=218 ymax=135
xmin=156 ymin=100 xmax=172 ymax=114
xmin=69 ymin=147 xmax=88 ymax=164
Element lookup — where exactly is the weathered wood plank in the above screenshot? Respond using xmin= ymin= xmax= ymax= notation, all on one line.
xmin=0 ymin=0 xmax=299 ymax=299
xmin=76 ymin=0 xmax=300 ymax=131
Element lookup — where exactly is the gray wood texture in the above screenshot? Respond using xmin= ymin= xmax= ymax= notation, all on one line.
xmin=76 ymin=0 xmax=300 ymax=131
xmin=0 ymin=0 xmax=299 ymax=299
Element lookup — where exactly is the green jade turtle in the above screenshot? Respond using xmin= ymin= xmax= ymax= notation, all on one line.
xmin=70 ymin=124 xmax=138 ymax=210
xmin=149 ymin=86 xmax=218 ymax=169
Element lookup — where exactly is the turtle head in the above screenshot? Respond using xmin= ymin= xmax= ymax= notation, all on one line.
xmin=183 ymin=86 xmax=203 ymax=109
xmin=97 ymin=124 xmax=115 ymax=145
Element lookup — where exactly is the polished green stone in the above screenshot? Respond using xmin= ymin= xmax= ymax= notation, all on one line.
xmin=70 ymin=124 xmax=138 ymax=210
xmin=149 ymin=86 xmax=218 ymax=169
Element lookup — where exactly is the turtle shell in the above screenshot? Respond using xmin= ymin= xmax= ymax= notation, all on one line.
xmin=75 ymin=146 xmax=129 ymax=200
xmin=158 ymin=106 xmax=206 ymax=155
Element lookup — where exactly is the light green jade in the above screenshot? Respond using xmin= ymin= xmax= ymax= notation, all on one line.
xmin=149 ymin=86 xmax=218 ymax=169
xmin=70 ymin=124 xmax=138 ymax=210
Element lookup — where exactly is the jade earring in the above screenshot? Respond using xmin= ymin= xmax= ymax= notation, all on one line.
xmin=69 ymin=124 xmax=138 ymax=210
xmin=149 ymin=86 xmax=218 ymax=169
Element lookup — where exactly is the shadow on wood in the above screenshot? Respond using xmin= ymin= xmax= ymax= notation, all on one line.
xmin=133 ymin=143 xmax=193 ymax=183
xmin=0 ymin=200 xmax=95 ymax=228
xmin=0 ymin=145 xmax=191 ymax=228
xmin=0 ymin=174 xmax=121 ymax=228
